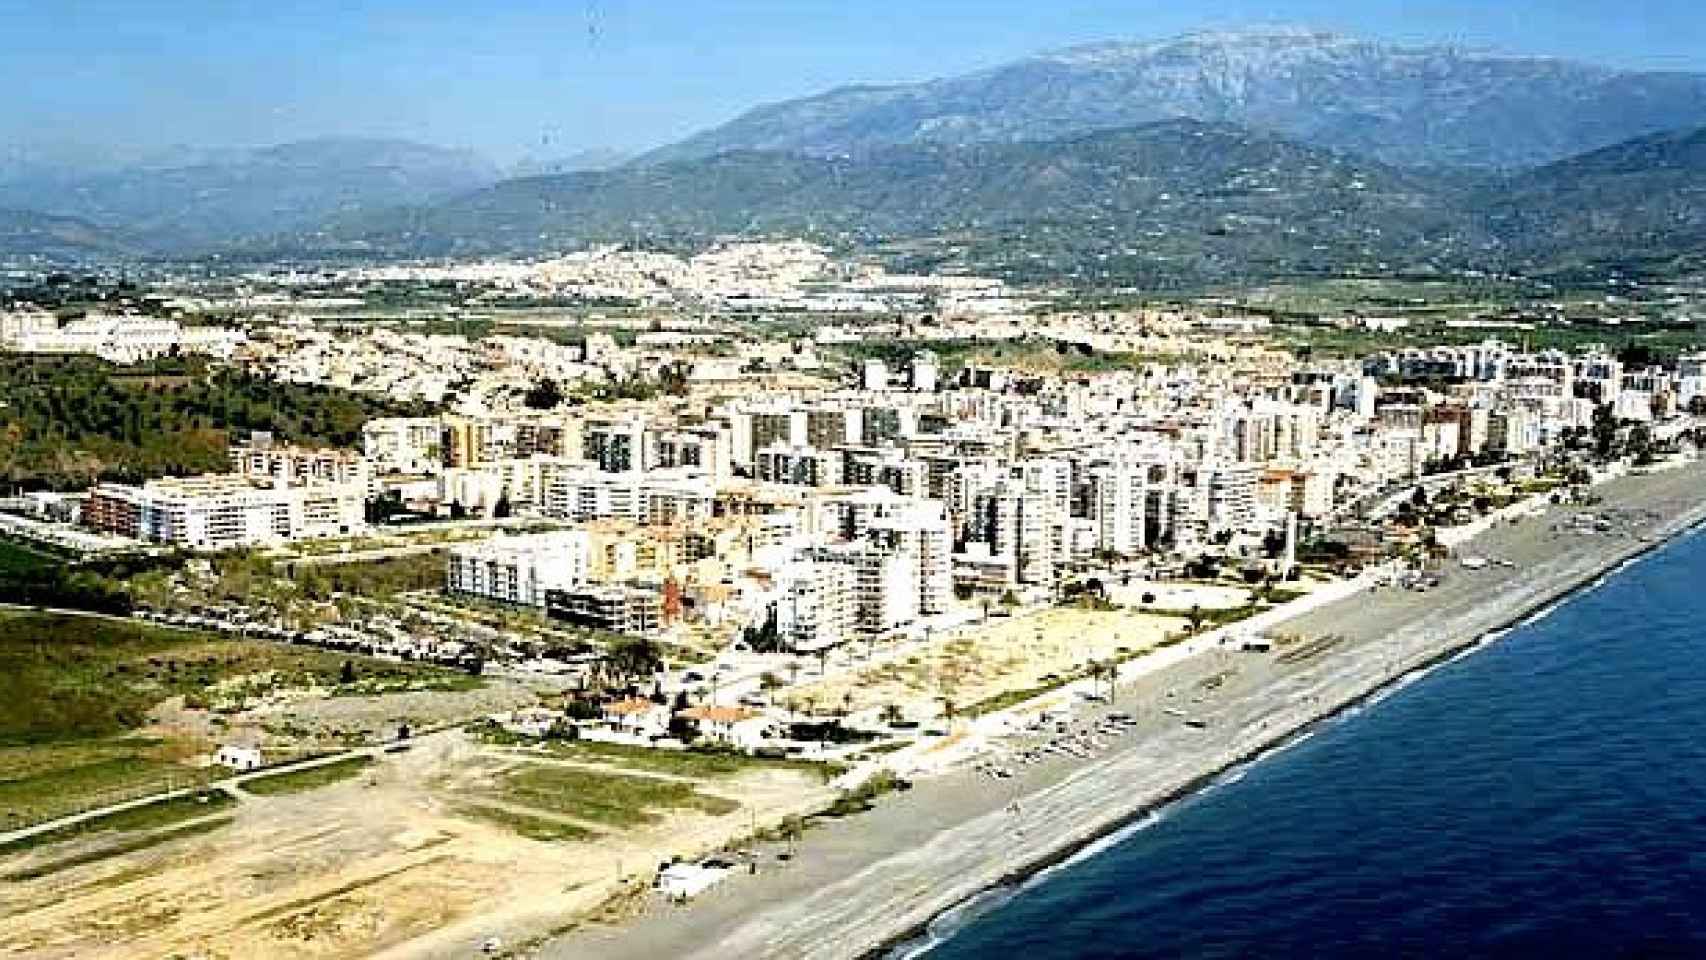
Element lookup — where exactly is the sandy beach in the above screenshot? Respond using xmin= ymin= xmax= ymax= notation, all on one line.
xmin=547 ymin=459 xmax=1706 ymax=960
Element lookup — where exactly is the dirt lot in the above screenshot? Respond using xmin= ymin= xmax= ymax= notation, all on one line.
xmin=794 ymin=606 xmax=1187 ymax=723
xmin=0 ymin=729 xmax=834 ymax=959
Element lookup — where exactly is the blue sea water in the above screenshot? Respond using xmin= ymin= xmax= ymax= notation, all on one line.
xmin=919 ymin=530 xmax=1706 ymax=959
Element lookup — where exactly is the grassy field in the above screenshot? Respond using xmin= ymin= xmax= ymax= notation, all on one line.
xmin=240 ymin=756 xmax=376 ymax=797
xmin=0 ymin=611 xmax=472 ymax=824
xmin=0 ymin=789 xmax=236 ymax=856
xmin=0 ymin=816 xmax=233 ymax=883
xmin=537 ymin=740 xmax=838 ymax=782
xmin=496 ymin=764 xmax=738 ymax=828
xmin=456 ymin=803 xmax=597 ymax=843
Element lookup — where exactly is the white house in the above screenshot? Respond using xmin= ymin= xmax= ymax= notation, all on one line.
xmin=497 ymin=707 xmax=564 ymax=738
xmin=216 ymin=745 xmax=265 ymax=771
xmin=601 ymin=697 xmax=672 ymax=739
xmin=677 ymin=705 xmax=773 ymax=752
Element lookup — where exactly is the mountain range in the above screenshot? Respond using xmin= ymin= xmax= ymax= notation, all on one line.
xmin=0 ymin=209 xmax=134 ymax=261
xmin=320 ymin=120 xmax=1476 ymax=284
xmin=640 ymin=27 xmax=1706 ymax=171
xmin=10 ymin=27 xmax=1706 ymax=286
xmin=0 ymin=138 xmax=498 ymax=254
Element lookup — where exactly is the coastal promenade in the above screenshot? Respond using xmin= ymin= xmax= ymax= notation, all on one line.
xmin=553 ymin=460 xmax=1706 ymax=960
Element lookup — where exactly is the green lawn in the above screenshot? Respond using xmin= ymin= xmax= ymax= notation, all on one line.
xmin=496 ymin=764 xmax=738 ymax=828
xmin=240 ymin=756 xmax=375 ymax=796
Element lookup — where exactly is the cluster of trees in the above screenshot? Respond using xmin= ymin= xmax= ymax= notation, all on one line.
xmin=0 ymin=356 xmax=433 ymax=491
xmin=1557 ymin=404 xmax=1668 ymax=466
xmin=0 ymin=542 xmax=135 ymax=614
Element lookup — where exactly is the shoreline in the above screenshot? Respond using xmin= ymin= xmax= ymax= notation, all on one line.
xmin=551 ymin=462 xmax=1706 ymax=960
xmin=873 ymin=505 xmax=1706 ymax=959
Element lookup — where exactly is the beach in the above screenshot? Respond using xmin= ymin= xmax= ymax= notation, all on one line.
xmin=548 ymin=459 xmax=1706 ymax=960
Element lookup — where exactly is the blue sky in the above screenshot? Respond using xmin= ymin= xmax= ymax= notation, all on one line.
xmin=6 ymin=0 xmax=1706 ymax=166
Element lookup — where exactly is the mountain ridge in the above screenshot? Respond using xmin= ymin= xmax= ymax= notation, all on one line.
xmin=637 ymin=27 xmax=1706 ymax=170
xmin=0 ymin=137 xmax=501 ymax=254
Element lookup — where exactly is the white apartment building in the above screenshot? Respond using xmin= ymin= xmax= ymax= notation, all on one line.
xmin=1677 ymin=353 xmax=1706 ymax=406
xmin=230 ymin=442 xmax=371 ymax=491
xmin=85 ymin=474 xmax=364 ymax=549
xmin=445 ymin=531 xmax=591 ymax=608
xmin=363 ymin=418 xmax=444 ymax=475
xmin=809 ymin=540 xmax=920 ymax=637
xmin=756 ymin=444 xmax=843 ymax=487
xmin=1 ymin=313 xmax=245 ymax=363
xmin=1089 ymin=460 xmax=1178 ymax=556
xmin=965 ymin=480 xmax=1064 ymax=586
xmin=773 ymin=559 xmax=856 ymax=652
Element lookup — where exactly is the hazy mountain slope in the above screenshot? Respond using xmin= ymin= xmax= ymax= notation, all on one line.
xmin=641 ymin=27 xmax=1706 ymax=170
xmin=1483 ymin=126 xmax=1706 ymax=273
xmin=0 ymin=209 xmax=134 ymax=261
xmin=326 ymin=120 xmax=1481 ymax=284
xmin=0 ymin=138 xmax=499 ymax=253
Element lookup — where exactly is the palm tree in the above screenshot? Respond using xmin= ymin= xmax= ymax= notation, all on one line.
xmin=840 ymin=691 xmax=855 ymax=717
xmin=1187 ymin=603 xmax=1205 ymax=635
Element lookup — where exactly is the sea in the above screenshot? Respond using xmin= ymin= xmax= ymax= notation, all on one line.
xmin=906 ymin=528 xmax=1706 ymax=959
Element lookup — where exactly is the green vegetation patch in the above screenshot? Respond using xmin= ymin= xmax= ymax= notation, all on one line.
xmin=275 ymin=551 xmax=449 ymax=601
xmin=0 ymin=539 xmax=63 ymax=578
xmin=0 ymin=611 xmax=470 ymax=821
xmin=0 ymin=742 xmax=210 ymax=826
xmin=538 ymin=739 xmax=836 ymax=782
xmin=241 ymin=756 xmax=375 ymax=797
xmin=0 ymin=611 xmax=460 ymax=747
xmin=0 ymin=789 xmax=236 ymax=857
xmin=1 ymin=815 xmax=233 ymax=883
xmin=0 ymin=354 xmax=433 ymax=491
xmin=456 ymin=803 xmax=596 ymax=843
xmin=496 ymin=764 xmax=738 ymax=828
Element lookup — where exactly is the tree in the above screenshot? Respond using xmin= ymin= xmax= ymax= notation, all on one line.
xmin=602 ymin=637 xmax=663 ymax=688
xmin=759 ymin=671 xmax=782 ymax=698
xmin=339 ymin=659 xmax=357 ymax=685
xmin=1592 ymin=403 xmax=1619 ymax=461
xmin=1628 ymin=423 xmax=1657 ymax=466
xmin=879 ymin=703 xmax=904 ymax=726
xmin=523 ymin=378 xmax=565 ymax=410
xmin=1187 ymin=604 xmax=1206 ymax=635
